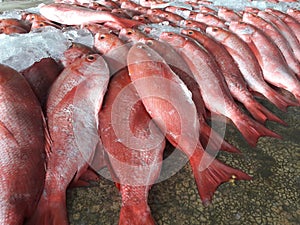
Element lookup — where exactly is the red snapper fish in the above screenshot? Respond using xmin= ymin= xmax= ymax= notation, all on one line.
xmin=229 ymin=21 xmax=300 ymax=103
xmin=257 ymin=11 xmax=300 ymax=63
xmin=159 ymin=32 xmax=280 ymax=146
xmin=99 ymin=69 xmax=164 ymax=225
xmin=287 ymin=8 xmax=300 ymax=23
xmin=95 ymin=29 xmax=164 ymax=225
xmin=181 ymin=28 xmax=286 ymax=125
xmin=27 ymin=54 xmax=109 ymax=225
xmin=118 ymin=27 xmax=240 ymax=154
xmin=242 ymin=12 xmax=300 ymax=79
xmin=0 ymin=64 xmax=48 ymax=225
xmin=217 ymin=7 xmax=242 ymax=22
xmin=206 ymin=26 xmax=298 ymax=111
xmin=21 ymin=58 xmax=63 ymax=112
xmin=127 ymin=43 xmax=251 ymax=205
xmin=39 ymin=3 xmax=142 ymax=28
xmin=265 ymin=8 xmax=300 ymax=43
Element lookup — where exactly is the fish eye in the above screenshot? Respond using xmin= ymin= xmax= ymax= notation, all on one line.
xmin=167 ymin=33 xmax=173 ymax=36
xmin=100 ymin=34 xmax=106 ymax=39
xmin=188 ymin=30 xmax=193 ymax=35
xmin=146 ymin=40 xmax=153 ymax=46
xmin=212 ymin=27 xmax=218 ymax=32
xmin=39 ymin=23 xmax=45 ymax=27
xmin=87 ymin=55 xmax=96 ymax=61
xmin=127 ymin=30 xmax=133 ymax=35
xmin=152 ymin=10 xmax=157 ymax=13
xmin=187 ymin=21 xmax=192 ymax=24
xmin=165 ymin=14 xmax=168 ymax=17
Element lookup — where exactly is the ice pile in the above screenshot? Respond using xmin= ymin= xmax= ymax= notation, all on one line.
xmin=0 ymin=27 xmax=94 ymax=71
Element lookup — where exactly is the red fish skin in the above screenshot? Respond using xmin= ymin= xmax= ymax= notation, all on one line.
xmin=94 ymin=0 xmax=120 ymax=9
xmin=94 ymin=32 xmax=129 ymax=74
xmin=99 ymin=69 xmax=163 ymax=225
xmin=146 ymin=8 xmax=184 ymax=24
xmin=39 ymin=3 xmax=142 ymax=28
xmin=21 ymin=58 xmax=63 ymax=112
xmin=0 ymin=18 xmax=31 ymax=32
xmin=179 ymin=19 xmax=208 ymax=31
xmin=61 ymin=43 xmax=95 ymax=67
xmin=81 ymin=23 xmax=111 ymax=35
xmin=189 ymin=12 xmax=228 ymax=28
xmin=217 ymin=7 xmax=242 ymax=22
xmin=159 ymin=32 xmax=281 ymax=146
xmin=121 ymin=1 xmax=149 ymax=15
xmin=198 ymin=5 xmax=217 ymax=14
xmin=257 ymin=11 xmax=300 ymax=63
xmin=287 ymin=8 xmax=300 ymax=23
xmin=119 ymin=28 xmax=240 ymax=154
xmin=27 ymin=54 xmax=109 ymax=225
xmin=127 ymin=43 xmax=251 ymax=204
xmin=165 ymin=5 xmax=192 ymax=15
xmin=96 ymin=27 xmax=162 ymax=225
xmin=0 ymin=25 xmax=28 ymax=34
xmin=242 ymin=12 xmax=300 ymax=79
xmin=206 ymin=26 xmax=298 ymax=111
xmin=265 ymin=8 xmax=300 ymax=44
xmin=134 ymin=13 xmax=165 ymax=23
xmin=182 ymin=28 xmax=286 ymax=125
xmin=0 ymin=64 xmax=47 ymax=225
xmin=229 ymin=21 xmax=300 ymax=104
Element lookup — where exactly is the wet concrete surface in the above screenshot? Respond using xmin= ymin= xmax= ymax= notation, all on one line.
xmin=67 ymin=101 xmax=299 ymax=225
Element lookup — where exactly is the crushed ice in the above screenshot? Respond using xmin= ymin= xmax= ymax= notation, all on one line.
xmin=0 ymin=26 xmax=93 ymax=71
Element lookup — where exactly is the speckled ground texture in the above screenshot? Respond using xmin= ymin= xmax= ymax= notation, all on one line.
xmin=67 ymin=101 xmax=299 ymax=225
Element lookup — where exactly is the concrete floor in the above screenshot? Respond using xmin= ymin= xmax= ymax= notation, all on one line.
xmin=67 ymin=101 xmax=299 ymax=225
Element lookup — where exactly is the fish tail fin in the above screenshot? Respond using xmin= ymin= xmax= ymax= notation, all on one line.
xmin=200 ymin=122 xmax=241 ymax=154
xmin=245 ymin=101 xmax=287 ymax=126
xmin=119 ymin=204 xmax=155 ymax=225
xmin=119 ymin=185 xmax=155 ymax=225
xmin=232 ymin=114 xmax=281 ymax=147
xmin=190 ymin=149 xmax=251 ymax=205
xmin=264 ymin=87 xmax=299 ymax=111
xmin=26 ymin=194 xmax=68 ymax=225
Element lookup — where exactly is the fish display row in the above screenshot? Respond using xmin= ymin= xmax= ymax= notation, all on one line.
xmin=0 ymin=0 xmax=299 ymax=224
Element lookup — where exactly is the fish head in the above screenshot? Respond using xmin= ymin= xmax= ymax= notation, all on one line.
xmin=205 ymin=26 xmax=230 ymax=42
xmin=188 ymin=11 xmax=197 ymax=20
xmin=73 ymin=54 xmax=108 ymax=77
xmin=229 ymin=21 xmax=255 ymax=42
xmin=118 ymin=28 xmax=146 ymax=43
xmin=181 ymin=29 xmax=203 ymax=41
xmin=132 ymin=15 xmax=149 ymax=23
xmin=159 ymin=32 xmax=187 ymax=49
xmin=94 ymin=32 xmax=125 ymax=54
xmin=62 ymin=43 xmax=94 ymax=66
xmin=242 ymin=12 xmax=259 ymax=24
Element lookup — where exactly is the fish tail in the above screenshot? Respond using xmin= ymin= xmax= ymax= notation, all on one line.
xmin=200 ymin=122 xmax=241 ymax=154
xmin=119 ymin=203 xmax=155 ymax=225
xmin=263 ymin=86 xmax=299 ymax=111
xmin=245 ymin=101 xmax=287 ymax=126
xmin=189 ymin=149 xmax=251 ymax=205
xmin=119 ymin=185 xmax=155 ymax=225
xmin=26 ymin=194 xmax=69 ymax=225
xmin=232 ymin=114 xmax=281 ymax=147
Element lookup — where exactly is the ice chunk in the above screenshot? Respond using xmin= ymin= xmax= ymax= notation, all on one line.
xmin=0 ymin=25 xmax=94 ymax=71
xmin=142 ymin=23 xmax=182 ymax=39
xmin=0 ymin=27 xmax=71 ymax=71
xmin=63 ymin=28 xmax=94 ymax=48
